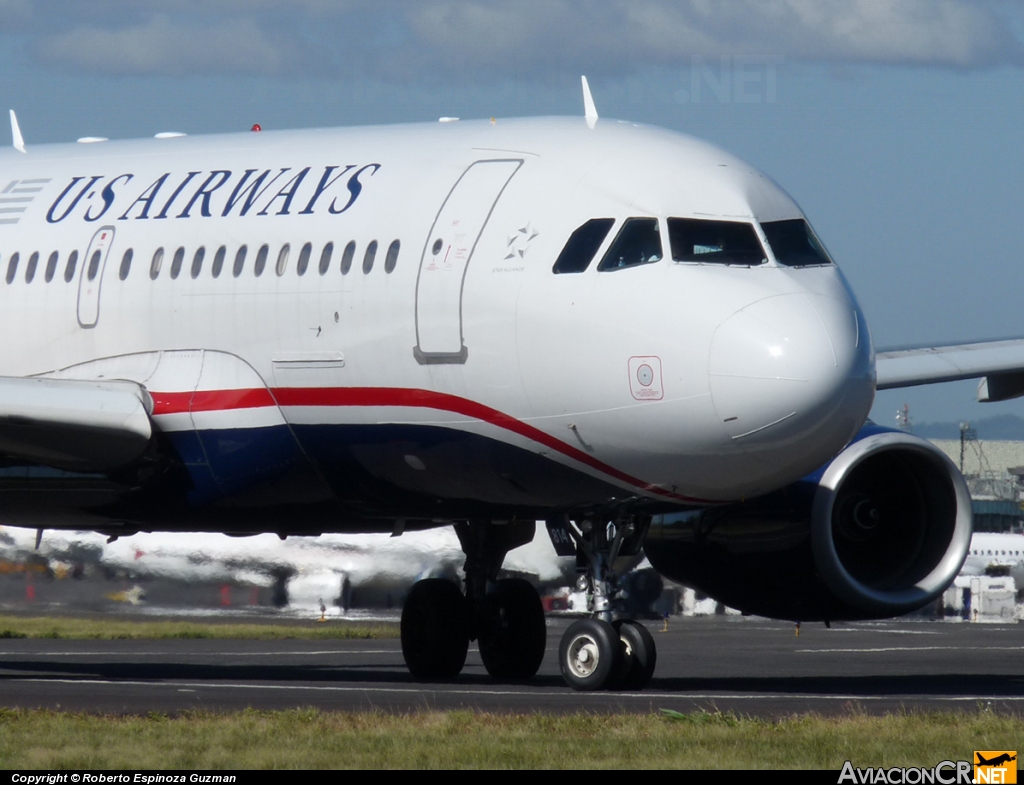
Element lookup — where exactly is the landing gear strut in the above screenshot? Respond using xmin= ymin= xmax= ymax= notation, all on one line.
xmin=550 ymin=514 xmax=658 ymax=691
xmin=400 ymin=520 xmax=545 ymax=682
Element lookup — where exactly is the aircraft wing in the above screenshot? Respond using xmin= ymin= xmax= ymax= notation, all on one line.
xmin=876 ymin=338 xmax=1024 ymax=402
xmin=0 ymin=377 xmax=153 ymax=472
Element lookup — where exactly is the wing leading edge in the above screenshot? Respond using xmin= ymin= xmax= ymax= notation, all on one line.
xmin=0 ymin=377 xmax=153 ymax=472
xmin=876 ymin=338 xmax=1024 ymax=402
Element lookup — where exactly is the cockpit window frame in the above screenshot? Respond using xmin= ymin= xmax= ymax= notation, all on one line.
xmin=760 ymin=218 xmax=834 ymax=268
xmin=596 ymin=217 xmax=664 ymax=273
xmin=552 ymin=218 xmax=615 ymax=275
xmin=667 ymin=217 xmax=769 ymax=268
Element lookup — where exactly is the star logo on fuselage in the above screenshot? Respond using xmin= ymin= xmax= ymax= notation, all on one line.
xmin=505 ymin=222 xmax=539 ymax=260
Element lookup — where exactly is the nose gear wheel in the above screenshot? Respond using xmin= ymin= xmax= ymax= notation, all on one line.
xmin=559 ymin=618 xmax=621 ymax=691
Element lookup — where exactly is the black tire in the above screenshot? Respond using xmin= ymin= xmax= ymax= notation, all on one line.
xmin=479 ymin=578 xmax=547 ymax=680
xmin=612 ymin=620 xmax=657 ymax=690
xmin=559 ymin=618 xmax=621 ymax=691
xmin=401 ymin=579 xmax=469 ymax=680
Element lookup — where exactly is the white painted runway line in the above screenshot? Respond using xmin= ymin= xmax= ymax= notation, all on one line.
xmin=797 ymin=646 xmax=1024 ymax=653
xmin=9 ymin=678 xmax=1024 ymax=704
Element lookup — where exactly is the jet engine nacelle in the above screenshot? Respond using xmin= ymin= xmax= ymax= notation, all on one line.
xmin=644 ymin=426 xmax=972 ymax=621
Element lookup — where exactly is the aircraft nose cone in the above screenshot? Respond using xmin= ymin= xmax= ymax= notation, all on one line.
xmin=709 ymin=292 xmax=873 ymax=482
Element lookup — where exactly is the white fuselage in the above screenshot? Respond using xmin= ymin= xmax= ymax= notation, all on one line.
xmin=0 ymin=117 xmax=875 ymax=528
xmin=962 ymin=532 xmax=1024 ymax=583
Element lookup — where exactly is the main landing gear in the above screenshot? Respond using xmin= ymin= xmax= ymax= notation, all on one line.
xmin=400 ymin=520 xmax=546 ymax=682
xmin=551 ymin=515 xmax=657 ymax=691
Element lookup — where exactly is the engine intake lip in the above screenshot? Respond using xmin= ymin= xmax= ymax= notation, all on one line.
xmin=810 ymin=431 xmax=972 ymax=615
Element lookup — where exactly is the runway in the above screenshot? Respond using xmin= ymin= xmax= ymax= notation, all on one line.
xmin=0 ymin=616 xmax=1021 ymax=716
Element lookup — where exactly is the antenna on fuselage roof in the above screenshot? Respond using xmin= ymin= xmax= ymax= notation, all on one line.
xmin=581 ymin=75 xmax=598 ymax=130
xmin=9 ymin=110 xmax=26 ymax=153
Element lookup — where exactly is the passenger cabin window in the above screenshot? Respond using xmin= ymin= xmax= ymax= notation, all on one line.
xmin=211 ymin=246 xmax=226 ymax=278
xmin=553 ymin=218 xmax=615 ymax=274
xmin=25 ymin=252 xmax=38 ymax=283
xmin=362 ymin=240 xmax=377 ymax=274
xmin=319 ymin=242 xmax=333 ymax=275
xmin=233 ymin=245 xmax=247 ymax=278
xmin=341 ymin=241 xmax=355 ymax=275
xmin=597 ymin=218 xmax=662 ymax=272
xmin=87 ymin=249 xmax=102 ymax=281
xmin=150 ymin=248 xmax=164 ymax=280
xmin=5 ymin=252 xmax=18 ymax=284
xmin=119 ymin=249 xmax=133 ymax=281
xmin=45 ymin=252 xmax=58 ymax=283
xmin=384 ymin=240 xmax=400 ymax=274
xmin=254 ymin=244 xmax=269 ymax=276
xmin=297 ymin=242 xmax=312 ymax=276
xmin=190 ymin=247 xmax=205 ymax=279
xmin=64 ymin=251 xmax=78 ymax=282
xmin=276 ymin=244 xmax=290 ymax=276
xmin=170 ymin=247 xmax=185 ymax=279
xmin=761 ymin=219 xmax=833 ymax=267
xmin=668 ymin=218 xmax=767 ymax=266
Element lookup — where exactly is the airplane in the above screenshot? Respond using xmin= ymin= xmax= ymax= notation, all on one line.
xmin=961 ymin=531 xmax=1024 ymax=589
xmin=0 ymin=77 xmax=1020 ymax=691
xmin=0 ymin=524 xmax=569 ymax=613
xmin=976 ymin=753 xmax=1016 ymax=768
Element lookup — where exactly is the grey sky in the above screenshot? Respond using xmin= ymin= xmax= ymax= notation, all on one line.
xmin=3 ymin=1 xmax=1024 ymax=429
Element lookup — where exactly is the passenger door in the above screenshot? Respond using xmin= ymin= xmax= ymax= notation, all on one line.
xmin=414 ymin=159 xmax=522 ymax=364
xmin=76 ymin=225 xmax=115 ymax=328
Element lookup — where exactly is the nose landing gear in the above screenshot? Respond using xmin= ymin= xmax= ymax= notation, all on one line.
xmin=550 ymin=515 xmax=658 ymax=691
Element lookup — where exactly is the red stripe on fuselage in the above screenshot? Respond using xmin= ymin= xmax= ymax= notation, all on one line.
xmin=151 ymin=388 xmax=276 ymax=415
xmin=150 ymin=385 xmax=704 ymax=503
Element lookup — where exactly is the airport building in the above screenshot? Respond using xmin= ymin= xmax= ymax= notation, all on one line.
xmin=928 ymin=439 xmax=1024 ymax=532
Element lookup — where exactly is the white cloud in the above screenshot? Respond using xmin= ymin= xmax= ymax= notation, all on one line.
xmin=25 ymin=1 xmax=1024 ymax=79
xmin=407 ymin=0 xmax=1020 ymax=72
xmin=37 ymin=14 xmax=288 ymax=76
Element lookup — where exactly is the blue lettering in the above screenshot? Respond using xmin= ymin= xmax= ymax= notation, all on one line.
xmin=118 ymin=173 xmax=170 ymax=220
xmin=177 ymin=170 xmax=232 ymax=218
xmin=257 ymin=167 xmax=310 ymax=216
xmin=85 ymin=173 xmax=133 ymax=222
xmin=154 ymin=172 xmax=200 ymax=219
xmin=46 ymin=176 xmax=103 ymax=223
xmin=221 ymin=169 xmax=289 ymax=217
xmin=329 ymin=164 xmax=380 ymax=215
xmin=299 ymin=165 xmax=355 ymax=215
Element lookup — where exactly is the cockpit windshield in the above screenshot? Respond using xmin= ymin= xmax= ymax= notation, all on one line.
xmin=760 ymin=219 xmax=833 ymax=267
xmin=597 ymin=218 xmax=663 ymax=271
xmin=667 ymin=218 xmax=767 ymax=266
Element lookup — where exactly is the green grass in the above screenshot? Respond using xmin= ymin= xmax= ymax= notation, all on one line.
xmin=0 ymin=708 xmax=1018 ymax=769
xmin=0 ymin=613 xmax=398 ymax=640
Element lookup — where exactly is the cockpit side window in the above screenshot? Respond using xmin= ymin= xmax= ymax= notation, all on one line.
xmin=761 ymin=219 xmax=833 ymax=267
xmin=667 ymin=218 xmax=767 ymax=266
xmin=597 ymin=217 xmax=663 ymax=272
xmin=552 ymin=218 xmax=614 ymax=274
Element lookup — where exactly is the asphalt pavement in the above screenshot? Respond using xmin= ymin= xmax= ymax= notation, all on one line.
xmin=0 ymin=615 xmax=1021 ymax=716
